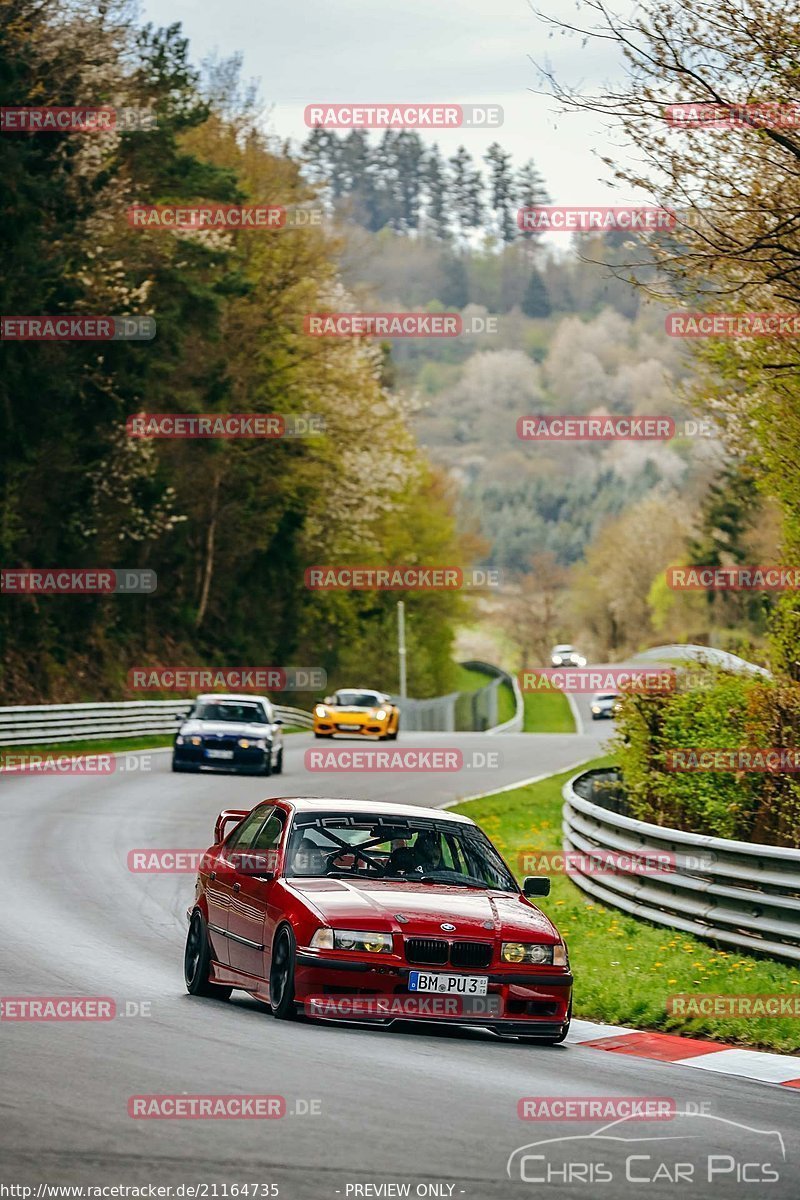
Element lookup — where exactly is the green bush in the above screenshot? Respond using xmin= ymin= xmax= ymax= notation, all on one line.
xmin=613 ymin=672 xmax=800 ymax=847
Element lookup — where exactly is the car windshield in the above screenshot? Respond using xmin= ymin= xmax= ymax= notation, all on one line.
xmin=285 ymin=813 xmax=517 ymax=891
xmin=333 ymin=692 xmax=381 ymax=707
xmin=595 ymin=694 xmax=619 ymax=703
xmin=553 ymin=646 xmax=573 ymax=654
xmin=193 ymin=702 xmax=266 ymax=723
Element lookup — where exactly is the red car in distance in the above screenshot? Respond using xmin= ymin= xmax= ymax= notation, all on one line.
xmin=184 ymin=797 xmax=572 ymax=1042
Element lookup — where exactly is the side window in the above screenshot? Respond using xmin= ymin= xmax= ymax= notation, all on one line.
xmin=226 ymin=807 xmax=271 ymax=851
xmin=251 ymin=810 xmax=285 ymax=851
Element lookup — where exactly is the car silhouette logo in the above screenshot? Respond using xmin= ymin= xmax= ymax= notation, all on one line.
xmin=440 ymin=922 xmax=456 ymax=931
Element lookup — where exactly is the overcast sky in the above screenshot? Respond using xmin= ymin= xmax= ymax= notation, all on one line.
xmin=142 ymin=0 xmax=647 ymax=207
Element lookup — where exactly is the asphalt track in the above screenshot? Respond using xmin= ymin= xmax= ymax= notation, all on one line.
xmin=2 ymin=724 xmax=798 ymax=1199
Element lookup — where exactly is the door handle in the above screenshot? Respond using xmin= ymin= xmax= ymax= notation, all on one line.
xmin=233 ymin=882 xmax=241 ymax=893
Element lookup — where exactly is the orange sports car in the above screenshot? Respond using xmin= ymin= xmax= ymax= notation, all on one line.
xmin=313 ymin=688 xmax=400 ymax=740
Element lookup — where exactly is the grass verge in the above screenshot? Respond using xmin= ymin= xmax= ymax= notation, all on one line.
xmin=522 ymin=689 xmax=575 ymax=733
xmin=452 ymin=756 xmax=800 ymax=1053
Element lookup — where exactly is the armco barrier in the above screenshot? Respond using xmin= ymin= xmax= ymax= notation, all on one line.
xmin=562 ymin=769 xmax=800 ymax=963
xmin=0 ymin=700 xmax=314 ymax=746
xmin=0 ymin=660 xmax=520 ymax=744
xmin=460 ymin=659 xmax=523 ymax=734
xmin=393 ymin=660 xmax=522 ymax=733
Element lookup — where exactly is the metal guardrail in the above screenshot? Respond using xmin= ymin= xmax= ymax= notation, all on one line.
xmin=460 ymin=660 xmax=523 ymax=734
xmin=562 ymin=769 xmax=800 ymax=963
xmin=0 ymin=700 xmax=314 ymax=745
xmin=0 ymin=660 xmax=519 ymax=744
xmin=393 ymin=660 xmax=522 ymax=733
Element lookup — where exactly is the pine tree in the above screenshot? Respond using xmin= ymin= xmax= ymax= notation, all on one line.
xmin=484 ymin=142 xmax=516 ymax=243
xmin=516 ymin=159 xmax=550 ymax=244
xmin=422 ymin=144 xmax=450 ymax=239
xmin=521 ymin=268 xmax=552 ymax=317
xmin=448 ymin=146 xmax=484 ymax=240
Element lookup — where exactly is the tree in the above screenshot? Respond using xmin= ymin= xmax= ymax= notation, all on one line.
xmin=498 ymin=554 xmax=569 ymax=668
xmin=516 ymin=158 xmax=550 ymax=245
xmin=422 ymin=144 xmax=450 ymax=239
xmin=522 ymin=267 xmax=552 ymax=317
xmin=484 ymin=141 xmax=517 ymax=243
xmin=448 ymin=146 xmax=484 ymax=239
xmin=534 ymin=0 xmax=800 ymax=674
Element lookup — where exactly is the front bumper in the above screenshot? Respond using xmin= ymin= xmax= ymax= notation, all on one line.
xmin=173 ymin=744 xmax=270 ymax=772
xmin=294 ymin=952 xmax=573 ymax=1030
xmin=313 ymin=719 xmax=389 ymax=737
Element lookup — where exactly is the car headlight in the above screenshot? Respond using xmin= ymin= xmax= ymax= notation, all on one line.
xmin=190 ymin=736 xmax=202 ymax=746
xmin=552 ymin=657 xmax=562 ymax=665
xmin=237 ymin=738 xmax=267 ymax=749
xmin=374 ymin=709 xmax=387 ymax=720
xmin=591 ymin=706 xmax=601 ymax=713
xmin=314 ymin=705 xmax=328 ymax=718
xmin=501 ymin=942 xmax=554 ymax=965
xmin=310 ymin=928 xmax=393 ymax=954
xmin=553 ymin=942 xmax=569 ymax=967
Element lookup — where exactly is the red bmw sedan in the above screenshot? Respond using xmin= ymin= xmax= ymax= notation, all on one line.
xmin=184 ymin=797 xmax=572 ymax=1042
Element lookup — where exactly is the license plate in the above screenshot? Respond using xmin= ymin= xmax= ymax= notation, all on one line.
xmin=337 ymin=724 xmax=360 ymax=732
xmin=408 ymin=972 xmax=488 ymax=996
xmin=206 ymin=748 xmax=234 ymax=760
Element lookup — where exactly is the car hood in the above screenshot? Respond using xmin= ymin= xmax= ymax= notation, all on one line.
xmin=286 ymin=878 xmax=559 ymax=941
xmin=179 ymin=719 xmax=271 ymax=737
xmin=327 ymin=706 xmax=380 ymax=714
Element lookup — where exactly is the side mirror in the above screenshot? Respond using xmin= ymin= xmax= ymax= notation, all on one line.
xmin=323 ymin=696 xmax=332 ymax=705
xmin=214 ymin=809 xmax=249 ymax=844
xmin=273 ymin=718 xmax=283 ymax=726
xmin=523 ymin=876 xmax=551 ymax=898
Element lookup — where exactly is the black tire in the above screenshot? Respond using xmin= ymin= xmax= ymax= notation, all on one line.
xmin=273 ymin=746 xmax=284 ymax=775
xmin=261 ymin=748 xmax=272 ymax=777
xmin=385 ymin=716 xmax=400 ymax=741
xmin=313 ymin=732 xmax=331 ymax=739
xmin=184 ymin=911 xmax=232 ymax=999
xmin=269 ymin=926 xmax=297 ymax=1020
